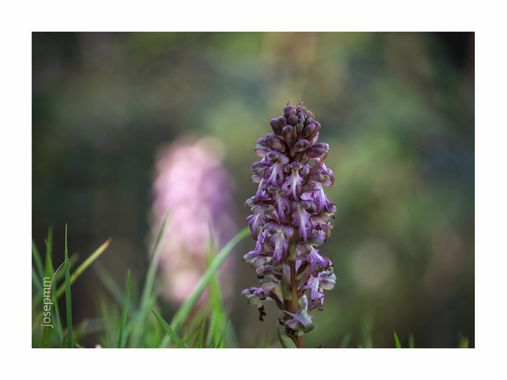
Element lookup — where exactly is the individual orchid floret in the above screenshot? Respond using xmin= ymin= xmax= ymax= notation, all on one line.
xmin=242 ymin=102 xmax=337 ymax=348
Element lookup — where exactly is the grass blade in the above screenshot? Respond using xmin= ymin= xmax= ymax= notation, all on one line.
xmin=94 ymin=262 xmax=126 ymax=307
xmin=32 ymin=268 xmax=42 ymax=291
xmin=214 ymin=320 xmax=230 ymax=349
xmin=152 ymin=310 xmax=185 ymax=348
xmin=40 ymin=227 xmax=54 ymax=348
xmin=48 ymin=232 xmax=65 ymax=345
xmin=52 ymin=291 xmax=64 ymax=345
xmin=32 ymin=240 xmax=44 ymax=279
xmin=55 ymin=238 xmax=111 ymax=299
xmin=206 ymin=232 xmax=226 ymax=347
xmin=141 ymin=212 xmax=172 ymax=305
xmin=408 ymin=334 xmax=415 ymax=348
xmin=117 ymin=270 xmax=132 ymax=348
xmin=33 ymin=254 xmax=79 ymax=308
xmin=458 ymin=337 xmax=469 ymax=348
xmin=169 ymin=227 xmax=249 ymax=332
xmin=44 ymin=227 xmax=54 ymax=275
xmin=361 ymin=318 xmax=374 ymax=348
xmin=51 ymin=254 xmax=79 ymax=287
xmin=64 ymin=225 xmax=74 ymax=348
xmin=196 ymin=315 xmax=207 ymax=348
xmin=130 ymin=213 xmax=171 ymax=347
xmin=339 ymin=333 xmax=352 ymax=348
xmin=393 ymin=330 xmax=402 ymax=348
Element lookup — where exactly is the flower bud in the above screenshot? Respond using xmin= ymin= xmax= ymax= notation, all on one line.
xmin=270 ymin=116 xmax=287 ymax=135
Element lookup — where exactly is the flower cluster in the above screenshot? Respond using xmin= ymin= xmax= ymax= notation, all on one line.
xmin=241 ymin=103 xmax=336 ymax=340
xmin=151 ymin=137 xmax=237 ymax=304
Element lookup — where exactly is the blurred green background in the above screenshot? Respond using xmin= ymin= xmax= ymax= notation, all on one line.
xmin=32 ymin=32 xmax=474 ymax=348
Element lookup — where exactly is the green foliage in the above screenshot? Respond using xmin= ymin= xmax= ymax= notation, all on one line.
xmin=339 ymin=333 xmax=352 ymax=348
xmin=117 ymin=270 xmax=132 ymax=348
xmin=361 ymin=318 xmax=374 ymax=348
xmin=32 ymin=226 xmax=111 ymax=348
xmin=152 ymin=310 xmax=185 ymax=348
xmin=55 ymin=238 xmax=110 ymax=300
xmin=128 ymin=214 xmax=171 ymax=347
xmin=32 ymin=224 xmax=470 ymax=348
xmin=33 ymin=222 xmax=250 ymax=348
xmin=168 ymin=227 xmax=250 ymax=333
xmin=32 ymin=240 xmax=43 ymax=286
xmin=393 ymin=330 xmax=402 ymax=348
xmin=64 ymin=225 xmax=73 ymax=348
xmin=458 ymin=337 xmax=469 ymax=348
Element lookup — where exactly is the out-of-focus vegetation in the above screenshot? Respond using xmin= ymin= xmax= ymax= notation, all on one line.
xmin=32 ymin=223 xmax=249 ymax=348
xmin=32 ymin=32 xmax=474 ymax=348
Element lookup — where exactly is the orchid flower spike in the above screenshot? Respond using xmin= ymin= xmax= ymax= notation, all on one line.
xmin=242 ymin=102 xmax=336 ymax=347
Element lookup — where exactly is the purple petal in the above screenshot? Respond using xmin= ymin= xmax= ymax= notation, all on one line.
xmin=271 ymin=232 xmax=287 ymax=261
xmin=307 ymin=246 xmax=330 ymax=275
xmin=270 ymin=116 xmax=287 ymax=135
xmin=294 ymin=204 xmax=311 ymax=241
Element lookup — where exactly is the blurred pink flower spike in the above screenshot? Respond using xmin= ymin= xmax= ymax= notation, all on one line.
xmin=150 ymin=136 xmax=237 ymax=305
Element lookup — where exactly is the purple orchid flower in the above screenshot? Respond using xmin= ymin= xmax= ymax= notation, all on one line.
xmin=242 ymin=102 xmax=337 ymax=347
